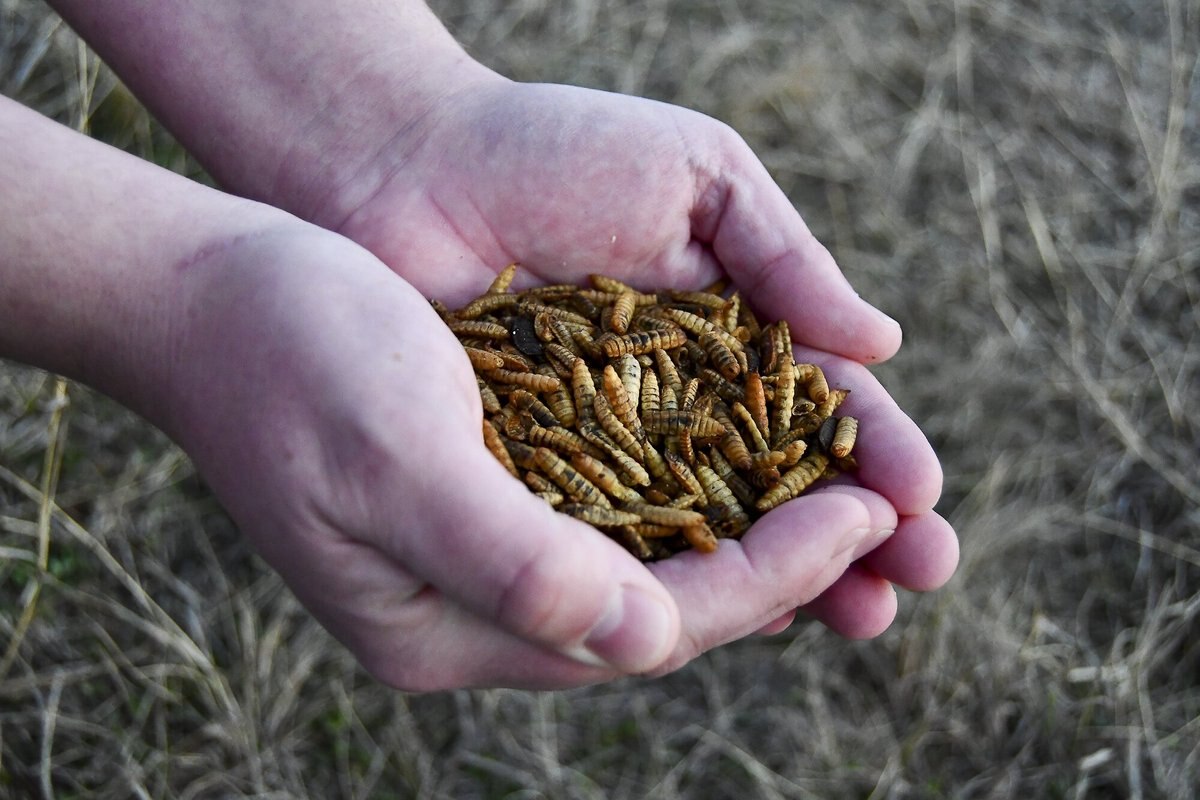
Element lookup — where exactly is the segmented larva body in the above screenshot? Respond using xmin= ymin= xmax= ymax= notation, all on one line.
xmin=451 ymin=264 xmax=859 ymax=560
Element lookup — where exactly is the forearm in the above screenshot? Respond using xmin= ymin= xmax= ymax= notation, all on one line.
xmin=45 ymin=0 xmax=497 ymax=225
xmin=0 ymin=94 xmax=284 ymax=424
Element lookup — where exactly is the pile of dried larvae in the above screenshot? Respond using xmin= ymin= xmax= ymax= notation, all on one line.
xmin=434 ymin=264 xmax=859 ymax=561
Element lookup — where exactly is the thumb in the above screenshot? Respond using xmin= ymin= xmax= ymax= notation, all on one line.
xmin=391 ymin=436 xmax=681 ymax=673
xmin=696 ymin=135 xmax=903 ymax=364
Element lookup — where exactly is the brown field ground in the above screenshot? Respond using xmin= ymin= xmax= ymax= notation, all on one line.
xmin=2 ymin=1 xmax=1197 ymax=797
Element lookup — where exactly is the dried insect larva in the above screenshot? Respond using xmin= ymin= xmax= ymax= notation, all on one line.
xmin=570 ymin=452 xmax=645 ymax=504
xmin=643 ymin=488 xmax=672 ymax=506
xmin=477 ymin=377 xmax=501 ymax=415
xmin=639 ymin=368 xmax=661 ymax=418
xmin=581 ymin=427 xmax=652 ymax=487
xmin=593 ymin=393 xmax=645 ymax=462
xmin=667 ymin=289 xmax=727 ymax=310
xmin=720 ymin=293 xmax=741 ymax=333
xmin=539 ymin=370 xmax=577 ymax=427
xmin=495 ymin=346 xmax=536 ymax=373
xmin=772 ymin=359 xmax=796 ymax=446
xmin=798 ymin=363 xmax=829 ymax=404
xmin=487 ymin=368 xmax=562 ymax=394
xmin=527 ymin=283 xmax=585 ymax=300
xmin=682 ymin=522 xmax=719 ymax=553
xmin=571 ymin=358 xmax=598 ymax=426
xmin=759 ymin=320 xmax=790 ymax=374
xmin=680 ymin=377 xmax=701 ymax=411
xmin=517 ymin=299 xmax=593 ymax=328
xmin=730 ymin=402 xmax=770 ymax=453
xmin=543 ymin=341 xmax=577 ymax=372
xmin=659 ymin=383 xmax=679 ymax=415
xmin=749 ymin=450 xmax=787 ymax=470
xmin=707 ymin=449 xmax=760 ymax=509
xmin=698 ymin=368 xmax=745 ymax=404
xmin=667 ymin=493 xmax=703 ymax=510
xmin=430 ymin=298 xmax=454 ymax=320
xmin=699 ymin=330 xmax=741 ymax=381
xmin=486 ymin=262 xmax=520 ymax=294
xmin=653 ymin=347 xmax=683 ymax=397
xmin=673 ymin=341 xmax=706 ymax=376
xmin=780 ymin=439 xmax=808 ymax=466
xmin=589 ymin=274 xmax=638 ymax=294
xmin=525 ymin=471 xmax=557 ymax=494
xmin=482 ymin=420 xmax=520 ymax=478
xmin=458 ymin=293 xmax=520 ymax=320
xmin=504 ymin=412 xmax=531 ymax=441
xmin=602 ymin=365 xmax=645 ymax=442
xmin=743 ymin=371 xmax=769 ymax=441
xmin=450 ymin=320 xmax=510 ymax=340
xmin=778 ymin=411 xmax=820 ymax=442
xmin=503 ymin=438 xmax=538 ymax=470
xmin=543 ymin=316 xmax=581 ymax=356
xmin=660 ymin=308 xmax=743 ymax=353
xmin=533 ymin=447 xmax=612 ymax=508
xmin=510 ymin=389 xmax=559 ymax=428
xmin=613 ymin=354 xmax=641 ymax=409
xmin=640 ymin=439 xmax=669 ymax=481
xmin=626 ymin=522 xmax=681 ymax=539
xmin=664 ymin=451 xmax=706 ymax=502
xmin=748 ymin=466 xmax=782 ymax=490
xmin=793 ymin=398 xmax=817 ymax=416
xmin=695 ymin=463 xmax=745 ymax=515
xmin=559 ymin=504 xmax=644 ymax=527
xmin=573 ymin=288 xmax=621 ymax=305
xmin=616 ymin=526 xmax=655 ymax=560
xmin=527 ymin=424 xmax=589 ymax=456
xmin=464 ymin=347 xmax=506 ymax=372
xmin=642 ymin=410 xmax=727 ymax=439
xmin=600 ymin=328 xmax=687 ymax=358
xmin=610 ymin=291 xmax=638 ymax=334
xmin=738 ymin=297 xmax=763 ymax=339
xmin=831 ymin=416 xmax=859 ymax=458
xmin=756 ymin=452 xmax=831 ymax=512
xmin=815 ymin=387 xmax=849 ymax=419
xmin=716 ymin=421 xmax=754 ymax=471
xmin=622 ymin=502 xmax=707 ymax=528
xmin=535 ymin=490 xmax=565 ymax=506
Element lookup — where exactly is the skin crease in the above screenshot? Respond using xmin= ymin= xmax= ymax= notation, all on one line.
xmin=14 ymin=1 xmax=961 ymax=689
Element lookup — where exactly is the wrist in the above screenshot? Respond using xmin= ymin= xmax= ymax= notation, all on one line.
xmin=47 ymin=0 xmax=504 ymax=227
xmin=0 ymin=94 xmax=296 ymax=436
xmin=269 ymin=51 xmax=507 ymax=231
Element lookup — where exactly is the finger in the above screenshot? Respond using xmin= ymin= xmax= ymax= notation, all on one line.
xmin=859 ymin=510 xmax=959 ymax=592
xmin=647 ymin=488 xmax=896 ymax=670
xmin=755 ymin=610 xmax=797 ymax=636
xmin=286 ymin=534 xmax=623 ymax=691
xmin=800 ymin=563 xmax=898 ymax=639
xmin=694 ymin=136 xmax=902 ymax=364
xmin=795 ymin=345 xmax=944 ymax=515
xmin=384 ymin=429 xmax=681 ymax=675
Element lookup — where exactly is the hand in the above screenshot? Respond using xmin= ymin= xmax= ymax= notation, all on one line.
xmin=287 ymin=78 xmax=959 ymax=665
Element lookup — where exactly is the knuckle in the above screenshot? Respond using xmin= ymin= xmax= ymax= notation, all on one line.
xmin=493 ymin=545 xmax=601 ymax=645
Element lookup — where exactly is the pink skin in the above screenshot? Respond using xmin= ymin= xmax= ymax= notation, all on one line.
xmin=285 ymin=80 xmax=958 ymax=655
xmin=161 ymin=226 xmax=953 ymax=690
xmin=23 ymin=1 xmax=959 ymax=687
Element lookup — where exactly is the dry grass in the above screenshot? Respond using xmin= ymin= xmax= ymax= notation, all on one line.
xmin=2 ymin=0 xmax=1198 ymax=797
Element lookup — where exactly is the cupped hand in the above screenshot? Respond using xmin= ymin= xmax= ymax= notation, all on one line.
xmin=291 ymin=79 xmax=957 ymax=659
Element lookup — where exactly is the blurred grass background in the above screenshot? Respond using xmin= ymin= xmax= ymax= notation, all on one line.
xmin=2 ymin=0 xmax=1197 ymax=797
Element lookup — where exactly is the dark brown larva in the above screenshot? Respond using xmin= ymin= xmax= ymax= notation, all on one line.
xmin=445 ymin=265 xmax=858 ymax=560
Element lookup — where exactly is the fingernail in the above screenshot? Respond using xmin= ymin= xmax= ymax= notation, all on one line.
xmin=573 ymin=585 xmax=674 ymax=673
xmin=843 ymin=527 xmax=895 ymax=560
